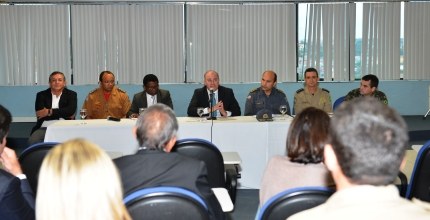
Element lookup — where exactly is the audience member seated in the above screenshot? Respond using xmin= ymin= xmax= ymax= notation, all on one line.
xmin=344 ymin=74 xmax=388 ymax=104
xmin=127 ymin=74 xmax=173 ymax=118
xmin=114 ymin=104 xmax=226 ymax=220
xmin=244 ymin=70 xmax=290 ymax=116
xmin=28 ymin=71 xmax=77 ymax=145
xmin=36 ymin=139 xmax=131 ymax=220
xmin=187 ymin=70 xmax=241 ymax=117
xmin=0 ymin=105 xmax=35 ymax=219
xmin=294 ymin=67 xmax=332 ymax=114
xmin=82 ymin=71 xmax=131 ymax=119
xmin=259 ymin=107 xmax=334 ymax=205
xmin=289 ymin=97 xmax=430 ymax=220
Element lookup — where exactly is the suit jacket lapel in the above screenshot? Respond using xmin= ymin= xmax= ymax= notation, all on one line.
xmin=46 ymin=89 xmax=53 ymax=108
xmin=217 ymin=87 xmax=224 ymax=102
xmin=142 ymin=91 xmax=148 ymax=107
xmin=156 ymin=90 xmax=162 ymax=103
xmin=58 ymin=89 xmax=66 ymax=108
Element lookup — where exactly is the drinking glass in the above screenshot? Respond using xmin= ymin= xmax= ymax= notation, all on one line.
xmin=197 ymin=107 xmax=205 ymax=122
xmin=80 ymin=109 xmax=87 ymax=120
xmin=139 ymin=108 xmax=146 ymax=115
xmin=279 ymin=105 xmax=288 ymax=119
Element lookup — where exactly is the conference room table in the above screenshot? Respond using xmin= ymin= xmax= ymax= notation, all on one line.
xmin=44 ymin=115 xmax=293 ymax=189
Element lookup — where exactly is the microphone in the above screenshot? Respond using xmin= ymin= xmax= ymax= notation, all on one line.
xmin=208 ymin=89 xmax=214 ymax=104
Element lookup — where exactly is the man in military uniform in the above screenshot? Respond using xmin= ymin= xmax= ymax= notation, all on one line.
xmin=244 ymin=70 xmax=290 ymax=116
xmin=344 ymin=74 xmax=388 ymax=105
xmin=82 ymin=71 xmax=131 ymax=119
xmin=294 ymin=67 xmax=332 ymax=114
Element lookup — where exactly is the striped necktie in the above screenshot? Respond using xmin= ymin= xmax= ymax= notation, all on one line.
xmin=211 ymin=93 xmax=216 ymax=117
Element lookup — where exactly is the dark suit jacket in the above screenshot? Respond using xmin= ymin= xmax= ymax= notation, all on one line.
xmin=0 ymin=170 xmax=35 ymax=220
xmin=127 ymin=89 xmax=173 ymax=117
xmin=114 ymin=150 xmax=225 ymax=220
xmin=187 ymin=86 xmax=241 ymax=117
xmin=31 ymin=88 xmax=77 ymax=134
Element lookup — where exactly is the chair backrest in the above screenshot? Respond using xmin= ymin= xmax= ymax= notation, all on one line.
xmin=257 ymin=186 xmax=334 ymax=220
xmin=397 ymin=171 xmax=408 ymax=197
xmin=18 ymin=142 xmax=59 ymax=194
xmin=405 ymin=140 xmax=430 ymax=202
xmin=333 ymin=96 xmax=345 ymax=110
xmin=124 ymin=186 xmax=210 ymax=220
xmin=172 ymin=138 xmax=225 ymax=188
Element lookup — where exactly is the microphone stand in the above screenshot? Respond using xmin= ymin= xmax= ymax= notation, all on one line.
xmin=208 ymin=89 xmax=216 ymax=143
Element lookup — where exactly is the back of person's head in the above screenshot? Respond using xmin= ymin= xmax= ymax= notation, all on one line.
xmin=0 ymin=105 xmax=12 ymax=141
xmin=362 ymin=74 xmax=379 ymax=88
xmin=36 ymin=139 xmax=130 ymax=220
xmin=287 ymin=107 xmax=330 ymax=164
xmin=135 ymin=103 xmax=178 ymax=151
xmin=143 ymin=74 xmax=159 ymax=86
xmin=330 ymin=97 xmax=408 ymax=185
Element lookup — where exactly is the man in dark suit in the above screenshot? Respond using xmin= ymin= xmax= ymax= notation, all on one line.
xmin=28 ymin=71 xmax=77 ymax=145
xmin=0 ymin=105 xmax=35 ymax=219
xmin=187 ymin=70 xmax=241 ymax=117
xmin=114 ymin=104 xmax=225 ymax=220
xmin=127 ymin=74 xmax=173 ymax=118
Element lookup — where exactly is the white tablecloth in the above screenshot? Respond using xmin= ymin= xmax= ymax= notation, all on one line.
xmin=45 ymin=116 xmax=292 ymax=188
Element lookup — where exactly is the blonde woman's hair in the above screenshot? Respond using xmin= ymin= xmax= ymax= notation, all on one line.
xmin=36 ymin=139 xmax=131 ymax=220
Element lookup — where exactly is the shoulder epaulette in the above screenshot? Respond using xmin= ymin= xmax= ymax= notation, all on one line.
xmin=117 ymin=87 xmax=127 ymax=93
xmin=296 ymin=88 xmax=304 ymax=94
xmin=322 ymin=88 xmax=330 ymax=93
xmin=249 ymin=87 xmax=258 ymax=93
xmin=89 ymin=88 xmax=98 ymax=94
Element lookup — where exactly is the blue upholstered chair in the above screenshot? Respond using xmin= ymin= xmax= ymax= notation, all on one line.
xmin=333 ymin=96 xmax=345 ymax=110
xmin=18 ymin=142 xmax=59 ymax=194
xmin=172 ymin=138 xmax=239 ymax=205
xmin=123 ymin=186 xmax=210 ymax=220
xmin=405 ymin=140 xmax=430 ymax=202
xmin=257 ymin=186 xmax=334 ymax=220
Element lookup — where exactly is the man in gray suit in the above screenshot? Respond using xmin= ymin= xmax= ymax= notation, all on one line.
xmin=115 ymin=104 xmax=225 ymax=220
xmin=127 ymin=74 xmax=173 ymax=118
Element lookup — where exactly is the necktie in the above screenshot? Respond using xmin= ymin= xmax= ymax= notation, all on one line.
xmin=211 ymin=93 xmax=216 ymax=118
xmin=151 ymin=96 xmax=155 ymax=105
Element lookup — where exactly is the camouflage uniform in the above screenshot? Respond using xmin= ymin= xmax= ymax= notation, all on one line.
xmin=344 ymin=88 xmax=388 ymax=105
xmin=294 ymin=87 xmax=332 ymax=114
xmin=244 ymin=87 xmax=290 ymax=116
xmin=82 ymin=86 xmax=131 ymax=119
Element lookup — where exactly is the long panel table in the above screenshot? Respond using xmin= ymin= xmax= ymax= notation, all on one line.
xmin=45 ymin=116 xmax=292 ymax=188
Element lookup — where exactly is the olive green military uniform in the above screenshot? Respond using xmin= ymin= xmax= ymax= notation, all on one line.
xmin=82 ymin=86 xmax=131 ymax=119
xmin=294 ymin=87 xmax=332 ymax=114
xmin=344 ymin=88 xmax=388 ymax=105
